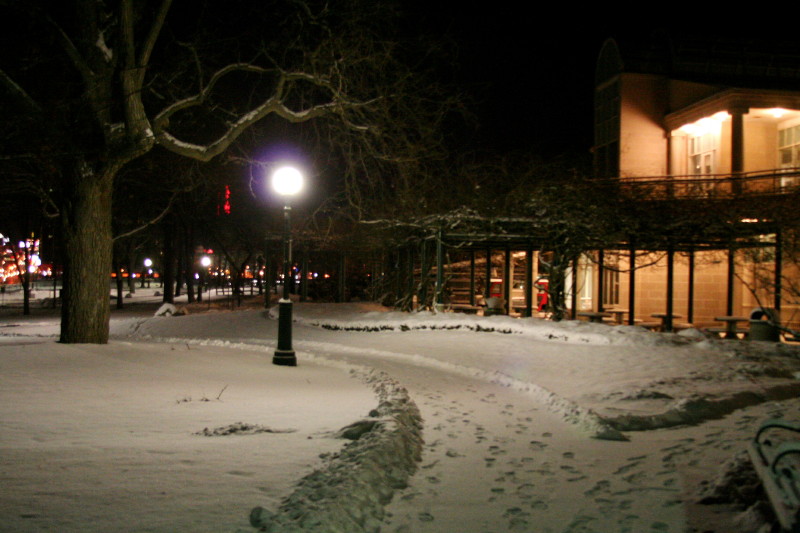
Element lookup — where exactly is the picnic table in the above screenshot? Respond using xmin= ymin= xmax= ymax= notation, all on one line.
xmin=605 ymin=309 xmax=628 ymax=325
xmin=577 ymin=311 xmax=612 ymax=323
xmin=713 ymin=316 xmax=750 ymax=339
xmin=651 ymin=313 xmax=683 ymax=331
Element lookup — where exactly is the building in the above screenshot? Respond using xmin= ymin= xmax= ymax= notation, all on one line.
xmin=592 ymin=32 xmax=800 ymax=331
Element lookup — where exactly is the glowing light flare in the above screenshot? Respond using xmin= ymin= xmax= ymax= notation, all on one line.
xmin=271 ymin=166 xmax=304 ymax=197
xmin=678 ymin=111 xmax=730 ymax=136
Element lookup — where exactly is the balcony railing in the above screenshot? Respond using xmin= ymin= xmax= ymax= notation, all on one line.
xmin=614 ymin=168 xmax=800 ymax=201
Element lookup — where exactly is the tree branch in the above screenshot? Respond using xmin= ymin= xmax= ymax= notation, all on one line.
xmin=113 ymin=190 xmax=179 ymax=241
xmin=137 ymin=0 xmax=173 ymax=87
xmin=0 ymin=69 xmax=43 ymax=114
xmin=153 ymin=65 xmax=354 ymax=161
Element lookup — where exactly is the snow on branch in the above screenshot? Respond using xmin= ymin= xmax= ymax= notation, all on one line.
xmin=153 ymin=64 xmax=364 ymax=161
xmin=0 ymin=69 xmax=43 ymax=114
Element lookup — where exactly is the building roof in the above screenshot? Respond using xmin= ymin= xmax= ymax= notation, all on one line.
xmin=597 ymin=32 xmax=800 ymax=90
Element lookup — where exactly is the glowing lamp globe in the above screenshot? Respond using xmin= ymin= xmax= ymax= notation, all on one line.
xmin=271 ymin=166 xmax=303 ymax=197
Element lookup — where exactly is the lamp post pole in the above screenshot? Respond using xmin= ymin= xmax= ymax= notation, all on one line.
xmin=271 ymin=166 xmax=303 ymax=367
xmin=274 ymin=202 xmax=296 ymax=366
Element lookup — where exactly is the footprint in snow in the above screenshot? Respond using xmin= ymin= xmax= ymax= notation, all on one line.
xmin=488 ymin=445 xmax=507 ymax=456
xmin=530 ymin=499 xmax=549 ymax=510
xmin=613 ymin=460 xmax=642 ymax=475
xmin=584 ymin=479 xmax=610 ymax=497
xmin=226 ymin=470 xmax=254 ymax=477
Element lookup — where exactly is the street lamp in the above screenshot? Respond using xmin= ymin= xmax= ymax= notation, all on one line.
xmin=199 ymin=256 xmax=211 ymax=304
xmin=271 ymin=165 xmax=303 ymax=366
xmin=143 ymin=258 xmax=153 ymax=288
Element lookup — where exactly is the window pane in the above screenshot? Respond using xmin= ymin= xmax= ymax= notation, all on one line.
xmin=780 ymin=148 xmax=793 ymax=166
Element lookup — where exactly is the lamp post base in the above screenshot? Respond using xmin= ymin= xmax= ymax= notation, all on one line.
xmin=273 ymin=299 xmax=296 ymax=366
xmin=272 ymin=349 xmax=297 ymax=366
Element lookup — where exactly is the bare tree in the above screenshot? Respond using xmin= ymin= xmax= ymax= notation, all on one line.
xmin=1 ymin=0 xmax=441 ymax=342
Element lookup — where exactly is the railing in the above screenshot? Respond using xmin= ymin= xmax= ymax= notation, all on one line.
xmin=614 ymin=168 xmax=800 ymax=201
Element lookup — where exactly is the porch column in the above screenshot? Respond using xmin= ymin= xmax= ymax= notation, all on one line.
xmin=731 ymin=107 xmax=746 ymax=173
xmin=504 ymin=247 xmax=512 ymax=315
xmin=571 ymin=256 xmax=578 ymax=318
xmin=775 ymin=230 xmax=783 ymax=312
xmin=731 ymin=106 xmax=747 ymax=196
xmin=687 ymin=249 xmax=695 ymax=324
xmin=628 ymin=240 xmax=636 ymax=325
xmin=407 ymin=246 xmax=414 ymax=305
xmin=435 ymin=230 xmax=444 ymax=308
xmin=665 ymin=246 xmax=675 ymax=332
xmin=597 ymin=249 xmax=605 ymax=312
xmin=420 ymin=242 xmax=428 ymax=308
xmin=726 ymin=247 xmax=735 ymax=316
xmin=524 ymin=247 xmax=534 ymax=317
xmin=484 ymin=248 xmax=492 ymax=299
xmin=469 ymin=250 xmax=476 ymax=306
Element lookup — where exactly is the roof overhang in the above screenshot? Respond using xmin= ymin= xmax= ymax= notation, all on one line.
xmin=665 ymin=88 xmax=800 ymax=131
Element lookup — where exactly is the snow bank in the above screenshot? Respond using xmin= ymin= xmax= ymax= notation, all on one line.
xmin=280 ymin=304 xmax=696 ymax=348
xmin=247 ymin=369 xmax=423 ymax=533
xmin=606 ymin=383 xmax=800 ymax=431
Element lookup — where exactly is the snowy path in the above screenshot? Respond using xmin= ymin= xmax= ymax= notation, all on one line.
xmin=308 ymin=348 xmax=684 ymax=532
xmin=4 ymin=300 xmax=800 ymax=531
xmin=115 ymin=306 xmax=800 ymax=532
xmin=293 ymin=332 xmax=800 ymax=533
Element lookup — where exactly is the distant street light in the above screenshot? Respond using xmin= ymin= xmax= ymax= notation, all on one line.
xmin=271 ymin=165 xmax=304 ymax=366
xmin=142 ymin=258 xmax=152 ymax=288
xmin=199 ymin=256 xmax=211 ymax=304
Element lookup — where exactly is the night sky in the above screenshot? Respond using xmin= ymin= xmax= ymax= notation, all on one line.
xmin=413 ymin=5 xmax=760 ymax=156
xmin=409 ymin=4 xmax=628 ymax=156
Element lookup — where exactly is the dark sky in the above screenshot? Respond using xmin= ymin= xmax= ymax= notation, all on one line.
xmin=411 ymin=5 xmax=761 ymax=156
xmin=409 ymin=4 xmax=626 ymax=156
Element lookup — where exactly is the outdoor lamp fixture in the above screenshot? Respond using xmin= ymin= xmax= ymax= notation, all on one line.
xmin=199 ymin=256 xmax=212 ymax=303
xmin=271 ymin=165 xmax=304 ymax=366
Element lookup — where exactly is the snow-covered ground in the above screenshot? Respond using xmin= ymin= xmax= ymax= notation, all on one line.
xmin=2 ymin=289 xmax=800 ymax=532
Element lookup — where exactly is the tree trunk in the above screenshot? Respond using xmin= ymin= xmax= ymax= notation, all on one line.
xmin=182 ymin=223 xmax=196 ymax=303
xmin=60 ymin=163 xmax=114 ymax=344
xmin=545 ymin=255 xmax=569 ymax=322
xmin=22 ymin=248 xmax=31 ymax=316
xmin=161 ymin=217 xmax=176 ymax=304
xmin=112 ymin=249 xmax=124 ymax=310
xmin=126 ymin=252 xmax=136 ymax=294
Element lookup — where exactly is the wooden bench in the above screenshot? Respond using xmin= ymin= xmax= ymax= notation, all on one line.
xmin=748 ymin=419 xmax=800 ymax=532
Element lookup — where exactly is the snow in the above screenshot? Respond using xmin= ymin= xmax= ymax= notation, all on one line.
xmin=2 ymin=289 xmax=800 ymax=532
xmin=95 ymin=32 xmax=113 ymax=62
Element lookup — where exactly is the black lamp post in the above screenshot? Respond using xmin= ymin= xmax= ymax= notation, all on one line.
xmin=271 ymin=166 xmax=303 ymax=366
